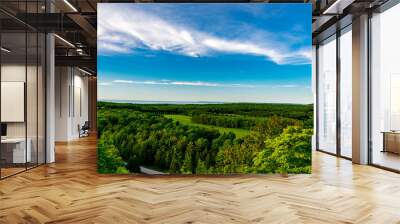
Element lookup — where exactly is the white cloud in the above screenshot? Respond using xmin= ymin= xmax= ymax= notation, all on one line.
xmin=108 ymin=79 xmax=253 ymax=88
xmin=202 ymin=38 xmax=285 ymax=64
xmin=171 ymin=81 xmax=219 ymax=87
xmin=274 ymin=84 xmax=299 ymax=88
xmin=113 ymin=80 xmax=169 ymax=85
xmin=99 ymin=42 xmax=131 ymax=54
xmin=98 ymin=82 xmax=113 ymax=86
xmin=103 ymin=79 xmax=304 ymax=89
xmin=98 ymin=4 xmax=311 ymax=65
xmin=113 ymin=80 xmax=134 ymax=84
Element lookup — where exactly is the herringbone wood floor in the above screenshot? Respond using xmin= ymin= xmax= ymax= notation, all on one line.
xmin=1 ymin=136 xmax=400 ymax=224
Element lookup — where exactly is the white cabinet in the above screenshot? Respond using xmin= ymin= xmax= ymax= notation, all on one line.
xmin=1 ymin=138 xmax=32 ymax=163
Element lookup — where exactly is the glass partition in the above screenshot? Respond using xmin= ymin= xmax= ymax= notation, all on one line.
xmin=317 ymin=35 xmax=337 ymax=154
xmin=339 ymin=26 xmax=352 ymax=158
xmin=0 ymin=2 xmax=46 ymax=179
xmin=38 ymin=32 xmax=45 ymax=165
xmin=0 ymin=31 xmax=28 ymax=177
xmin=370 ymin=3 xmax=400 ymax=171
xmin=27 ymin=31 xmax=38 ymax=169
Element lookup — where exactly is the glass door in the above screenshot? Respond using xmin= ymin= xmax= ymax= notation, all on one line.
xmin=317 ymin=35 xmax=337 ymax=154
xmin=339 ymin=26 xmax=352 ymax=158
xmin=0 ymin=1 xmax=46 ymax=179
xmin=1 ymin=30 xmax=28 ymax=178
xmin=370 ymin=3 xmax=400 ymax=171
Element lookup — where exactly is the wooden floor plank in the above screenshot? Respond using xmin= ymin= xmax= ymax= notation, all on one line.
xmin=0 ymin=136 xmax=400 ymax=223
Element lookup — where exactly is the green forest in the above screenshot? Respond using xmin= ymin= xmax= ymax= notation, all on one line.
xmin=97 ymin=101 xmax=313 ymax=175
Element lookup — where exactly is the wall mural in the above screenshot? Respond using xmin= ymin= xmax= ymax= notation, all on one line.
xmin=97 ymin=3 xmax=313 ymax=175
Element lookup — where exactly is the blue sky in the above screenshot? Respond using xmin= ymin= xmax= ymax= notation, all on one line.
xmin=98 ymin=3 xmax=312 ymax=104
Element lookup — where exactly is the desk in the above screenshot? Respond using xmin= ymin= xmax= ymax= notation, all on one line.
xmin=382 ymin=131 xmax=400 ymax=154
xmin=1 ymin=138 xmax=31 ymax=163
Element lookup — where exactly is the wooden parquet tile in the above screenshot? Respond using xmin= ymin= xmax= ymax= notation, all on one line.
xmin=1 ymin=136 xmax=400 ymax=224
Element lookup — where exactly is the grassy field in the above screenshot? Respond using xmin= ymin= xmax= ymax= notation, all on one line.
xmin=165 ymin=114 xmax=250 ymax=138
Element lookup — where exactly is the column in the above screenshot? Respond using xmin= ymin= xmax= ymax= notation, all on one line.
xmin=352 ymin=14 xmax=369 ymax=164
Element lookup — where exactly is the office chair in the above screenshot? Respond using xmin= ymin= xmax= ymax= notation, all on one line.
xmin=79 ymin=121 xmax=90 ymax=138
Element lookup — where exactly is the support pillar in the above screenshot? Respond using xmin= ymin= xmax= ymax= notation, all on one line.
xmin=352 ymin=14 xmax=369 ymax=164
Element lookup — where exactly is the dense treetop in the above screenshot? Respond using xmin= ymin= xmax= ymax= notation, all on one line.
xmin=97 ymin=102 xmax=313 ymax=175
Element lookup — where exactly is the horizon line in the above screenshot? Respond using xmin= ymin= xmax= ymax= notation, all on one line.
xmin=98 ymin=99 xmax=313 ymax=105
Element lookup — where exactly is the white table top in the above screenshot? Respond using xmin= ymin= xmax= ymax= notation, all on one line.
xmin=1 ymin=138 xmax=29 ymax=143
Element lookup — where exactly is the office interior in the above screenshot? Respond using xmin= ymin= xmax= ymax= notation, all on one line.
xmin=0 ymin=0 xmax=97 ymax=179
xmin=1 ymin=0 xmax=400 ymax=179
xmin=314 ymin=0 xmax=400 ymax=172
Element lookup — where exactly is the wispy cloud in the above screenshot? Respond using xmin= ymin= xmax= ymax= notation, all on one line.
xmin=100 ymin=79 xmax=303 ymax=89
xmin=98 ymin=4 xmax=311 ymax=65
xmin=98 ymin=82 xmax=113 ymax=86
xmin=273 ymin=84 xmax=299 ymax=88
xmin=111 ymin=79 xmax=248 ymax=87
xmin=113 ymin=80 xmax=134 ymax=84
xmin=113 ymin=79 xmax=169 ymax=85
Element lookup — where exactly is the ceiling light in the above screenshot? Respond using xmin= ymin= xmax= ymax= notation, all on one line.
xmin=78 ymin=67 xmax=93 ymax=76
xmin=63 ymin=0 xmax=78 ymax=12
xmin=54 ymin=34 xmax=75 ymax=48
xmin=1 ymin=47 xmax=11 ymax=53
xmin=323 ymin=0 xmax=341 ymax=15
xmin=322 ymin=0 xmax=354 ymax=15
xmin=76 ymin=48 xmax=85 ymax=55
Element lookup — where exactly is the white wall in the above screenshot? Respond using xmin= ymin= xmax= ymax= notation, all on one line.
xmin=1 ymin=65 xmax=42 ymax=137
xmin=1 ymin=65 xmax=26 ymax=139
xmin=55 ymin=67 xmax=89 ymax=141
xmin=71 ymin=73 xmax=89 ymax=138
xmin=55 ymin=66 xmax=70 ymax=141
xmin=1 ymin=63 xmax=46 ymax=164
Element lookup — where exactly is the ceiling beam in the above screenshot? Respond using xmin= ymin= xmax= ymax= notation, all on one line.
xmin=13 ymin=13 xmax=82 ymax=32
xmin=67 ymin=13 xmax=97 ymax=46
xmin=55 ymin=55 xmax=96 ymax=74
